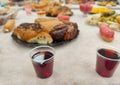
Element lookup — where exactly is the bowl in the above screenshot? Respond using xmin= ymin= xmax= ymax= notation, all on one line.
xmin=0 ymin=13 xmax=11 ymax=26
xmin=0 ymin=7 xmax=18 ymax=26
xmin=10 ymin=8 xmax=19 ymax=19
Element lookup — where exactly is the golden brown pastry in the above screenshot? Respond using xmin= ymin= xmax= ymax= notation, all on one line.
xmin=64 ymin=22 xmax=78 ymax=40
xmin=13 ymin=23 xmax=43 ymax=41
xmin=3 ymin=19 xmax=15 ymax=33
xmin=50 ymin=22 xmax=78 ymax=41
xmin=45 ymin=2 xmax=73 ymax=16
xmin=30 ymin=0 xmax=53 ymax=11
xmin=35 ymin=18 xmax=63 ymax=32
xmin=28 ymin=31 xmax=53 ymax=44
xmin=13 ymin=23 xmax=53 ymax=44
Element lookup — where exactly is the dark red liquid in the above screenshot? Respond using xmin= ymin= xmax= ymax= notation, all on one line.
xmin=32 ymin=51 xmax=54 ymax=78
xmin=96 ymin=49 xmax=120 ymax=77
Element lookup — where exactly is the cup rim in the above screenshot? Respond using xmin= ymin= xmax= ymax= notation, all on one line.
xmin=29 ymin=45 xmax=55 ymax=64
xmin=97 ymin=47 xmax=120 ymax=62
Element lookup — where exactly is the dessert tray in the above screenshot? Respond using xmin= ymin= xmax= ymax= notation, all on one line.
xmin=11 ymin=30 xmax=79 ymax=47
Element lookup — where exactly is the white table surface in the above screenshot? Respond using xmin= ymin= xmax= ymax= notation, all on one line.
xmin=0 ymin=9 xmax=120 ymax=85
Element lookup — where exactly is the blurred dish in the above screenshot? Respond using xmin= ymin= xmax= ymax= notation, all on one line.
xmin=31 ymin=1 xmax=73 ymax=17
xmin=86 ymin=11 xmax=120 ymax=32
xmin=97 ymin=1 xmax=117 ymax=6
xmin=90 ymin=7 xmax=112 ymax=14
xmin=0 ymin=7 xmax=18 ymax=26
xmin=0 ymin=13 xmax=11 ymax=26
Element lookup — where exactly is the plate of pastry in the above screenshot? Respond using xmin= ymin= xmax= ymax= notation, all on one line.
xmin=97 ymin=1 xmax=117 ymax=6
xmin=31 ymin=1 xmax=73 ymax=17
xmin=11 ymin=18 xmax=79 ymax=47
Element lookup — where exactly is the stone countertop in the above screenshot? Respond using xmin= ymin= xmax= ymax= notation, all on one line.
xmin=0 ymin=9 xmax=120 ymax=85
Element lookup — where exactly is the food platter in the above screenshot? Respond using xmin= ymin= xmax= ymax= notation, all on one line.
xmin=11 ymin=30 xmax=79 ymax=47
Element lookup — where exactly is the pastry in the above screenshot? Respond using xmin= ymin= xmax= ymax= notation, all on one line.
xmin=50 ymin=22 xmax=78 ymax=41
xmin=3 ymin=19 xmax=15 ymax=33
xmin=35 ymin=18 xmax=63 ymax=32
xmin=13 ymin=23 xmax=53 ymax=44
xmin=28 ymin=31 xmax=53 ymax=44
xmin=50 ymin=23 xmax=68 ymax=41
xmin=64 ymin=22 xmax=78 ymax=41
xmin=45 ymin=2 xmax=73 ymax=17
xmin=37 ymin=11 xmax=46 ymax=17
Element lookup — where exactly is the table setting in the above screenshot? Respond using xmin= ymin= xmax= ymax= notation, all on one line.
xmin=0 ymin=0 xmax=120 ymax=85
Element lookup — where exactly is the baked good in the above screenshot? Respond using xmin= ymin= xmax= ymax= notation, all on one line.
xmin=50 ymin=22 xmax=78 ymax=41
xmin=37 ymin=11 xmax=46 ymax=17
xmin=13 ymin=18 xmax=79 ymax=45
xmin=13 ymin=23 xmax=53 ymax=44
xmin=45 ymin=2 xmax=73 ymax=17
xmin=64 ymin=22 xmax=78 ymax=40
xmin=28 ymin=31 xmax=53 ymax=44
xmin=97 ymin=1 xmax=117 ymax=6
xmin=35 ymin=18 xmax=63 ymax=32
xmin=31 ymin=0 xmax=54 ymax=11
xmin=50 ymin=23 xmax=68 ymax=41
xmin=3 ymin=19 xmax=15 ymax=33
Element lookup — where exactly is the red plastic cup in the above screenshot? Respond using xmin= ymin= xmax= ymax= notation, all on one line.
xmin=96 ymin=47 xmax=120 ymax=77
xmin=30 ymin=46 xmax=55 ymax=79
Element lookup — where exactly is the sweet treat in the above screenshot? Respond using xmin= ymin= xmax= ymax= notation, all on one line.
xmin=97 ymin=1 xmax=108 ymax=6
xmin=13 ymin=18 xmax=79 ymax=45
xmin=45 ymin=2 xmax=73 ymax=17
xmin=28 ymin=31 xmax=53 ymax=44
xmin=35 ymin=18 xmax=63 ymax=32
xmin=57 ymin=14 xmax=70 ymax=23
xmin=99 ymin=24 xmax=114 ymax=42
xmin=3 ymin=19 xmax=15 ymax=33
xmin=31 ymin=0 xmax=57 ymax=11
xmin=50 ymin=22 xmax=78 ymax=41
xmin=31 ymin=1 xmax=73 ymax=16
xmin=37 ymin=11 xmax=46 ymax=17
xmin=50 ymin=24 xmax=68 ymax=41
xmin=13 ymin=23 xmax=53 ymax=44
xmin=64 ymin=22 xmax=78 ymax=41
xmin=97 ymin=1 xmax=117 ymax=6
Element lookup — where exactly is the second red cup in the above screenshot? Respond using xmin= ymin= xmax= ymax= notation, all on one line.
xmin=96 ymin=47 xmax=120 ymax=77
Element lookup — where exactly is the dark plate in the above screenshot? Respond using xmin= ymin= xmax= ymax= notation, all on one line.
xmin=89 ymin=12 xmax=96 ymax=14
xmin=11 ymin=30 xmax=79 ymax=47
xmin=46 ymin=12 xmax=73 ymax=17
